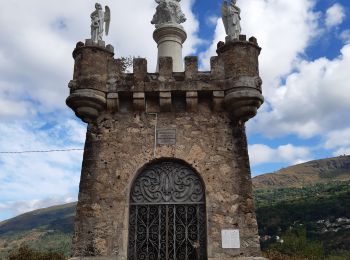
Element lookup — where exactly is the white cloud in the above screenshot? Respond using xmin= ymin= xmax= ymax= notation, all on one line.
xmin=324 ymin=128 xmax=350 ymax=156
xmin=340 ymin=29 xmax=350 ymax=44
xmin=249 ymin=144 xmax=311 ymax=166
xmin=0 ymin=80 xmax=37 ymax=118
xmin=333 ymin=147 xmax=350 ymax=156
xmin=325 ymin=3 xmax=345 ymax=28
xmin=206 ymin=15 xmax=219 ymax=27
xmin=249 ymin=44 xmax=350 ymax=138
xmin=0 ymin=100 xmax=34 ymax=118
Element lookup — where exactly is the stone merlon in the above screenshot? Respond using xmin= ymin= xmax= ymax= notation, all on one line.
xmin=66 ymin=36 xmax=264 ymax=123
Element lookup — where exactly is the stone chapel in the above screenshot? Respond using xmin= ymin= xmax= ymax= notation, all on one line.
xmin=67 ymin=1 xmax=265 ymax=259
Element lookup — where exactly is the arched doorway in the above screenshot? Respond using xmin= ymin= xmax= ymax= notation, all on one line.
xmin=128 ymin=160 xmax=207 ymax=260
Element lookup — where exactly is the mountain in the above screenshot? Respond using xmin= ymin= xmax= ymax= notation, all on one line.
xmin=253 ymin=155 xmax=350 ymax=190
xmin=0 ymin=203 xmax=76 ymax=235
xmin=0 ymin=203 xmax=76 ymax=258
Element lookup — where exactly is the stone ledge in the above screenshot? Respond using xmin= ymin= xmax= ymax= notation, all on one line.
xmin=69 ymin=257 xmax=268 ymax=260
xmin=208 ymin=257 xmax=268 ymax=260
xmin=69 ymin=257 xmax=118 ymax=260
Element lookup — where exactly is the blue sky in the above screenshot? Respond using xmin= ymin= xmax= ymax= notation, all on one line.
xmin=0 ymin=0 xmax=349 ymax=221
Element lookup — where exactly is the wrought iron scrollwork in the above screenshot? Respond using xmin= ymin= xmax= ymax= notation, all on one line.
xmin=128 ymin=161 xmax=207 ymax=260
xmin=131 ymin=162 xmax=204 ymax=204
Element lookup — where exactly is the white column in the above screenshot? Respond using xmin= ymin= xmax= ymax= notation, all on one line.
xmin=153 ymin=24 xmax=187 ymax=72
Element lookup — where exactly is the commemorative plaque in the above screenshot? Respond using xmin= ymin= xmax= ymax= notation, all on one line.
xmin=156 ymin=129 xmax=176 ymax=145
xmin=221 ymin=229 xmax=240 ymax=249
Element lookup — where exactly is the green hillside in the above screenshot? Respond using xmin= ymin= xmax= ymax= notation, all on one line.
xmin=255 ymin=180 xmax=350 ymax=256
xmin=0 ymin=203 xmax=76 ymax=235
xmin=0 ymin=203 xmax=76 ymax=259
xmin=253 ymin=155 xmax=350 ymax=190
xmin=1 ymin=156 xmax=350 ymax=259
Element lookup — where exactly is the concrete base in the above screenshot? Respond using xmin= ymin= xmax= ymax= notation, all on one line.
xmin=208 ymin=257 xmax=268 ymax=260
xmin=70 ymin=257 xmax=268 ymax=260
xmin=70 ymin=258 xmax=115 ymax=260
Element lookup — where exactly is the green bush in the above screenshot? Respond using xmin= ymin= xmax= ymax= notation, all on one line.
xmin=270 ymin=227 xmax=324 ymax=260
xmin=8 ymin=244 xmax=66 ymax=260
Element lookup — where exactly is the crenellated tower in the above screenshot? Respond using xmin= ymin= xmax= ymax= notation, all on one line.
xmin=67 ymin=2 xmax=265 ymax=260
xmin=67 ymin=36 xmax=263 ymax=124
xmin=67 ymin=35 xmax=263 ymax=260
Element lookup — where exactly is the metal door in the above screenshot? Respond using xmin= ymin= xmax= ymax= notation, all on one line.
xmin=128 ymin=161 xmax=207 ymax=260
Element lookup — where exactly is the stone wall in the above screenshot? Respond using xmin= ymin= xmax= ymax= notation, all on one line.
xmin=72 ymin=111 xmax=260 ymax=259
xmin=67 ymin=36 xmax=265 ymax=259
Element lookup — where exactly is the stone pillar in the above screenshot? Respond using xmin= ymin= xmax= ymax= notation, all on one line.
xmin=153 ymin=24 xmax=187 ymax=72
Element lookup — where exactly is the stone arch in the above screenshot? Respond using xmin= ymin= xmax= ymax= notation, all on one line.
xmin=127 ymin=158 xmax=207 ymax=260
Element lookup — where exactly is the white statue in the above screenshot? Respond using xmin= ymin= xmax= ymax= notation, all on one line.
xmin=222 ymin=0 xmax=241 ymax=40
xmin=151 ymin=0 xmax=186 ymax=27
xmin=90 ymin=3 xmax=111 ymax=43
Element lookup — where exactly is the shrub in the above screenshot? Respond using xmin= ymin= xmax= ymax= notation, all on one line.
xmin=270 ymin=227 xmax=324 ymax=260
xmin=8 ymin=244 xmax=66 ymax=260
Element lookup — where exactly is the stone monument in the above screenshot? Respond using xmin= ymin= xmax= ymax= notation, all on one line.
xmin=222 ymin=0 xmax=241 ymax=42
xmin=90 ymin=3 xmax=110 ymax=44
xmin=152 ymin=0 xmax=187 ymax=72
xmin=67 ymin=1 xmax=266 ymax=259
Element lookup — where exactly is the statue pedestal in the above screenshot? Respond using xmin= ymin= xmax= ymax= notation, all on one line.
xmin=153 ymin=23 xmax=187 ymax=72
xmin=225 ymin=35 xmax=239 ymax=43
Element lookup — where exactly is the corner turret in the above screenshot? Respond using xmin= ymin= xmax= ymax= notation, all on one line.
xmin=217 ymin=36 xmax=264 ymax=122
xmin=66 ymin=40 xmax=114 ymax=123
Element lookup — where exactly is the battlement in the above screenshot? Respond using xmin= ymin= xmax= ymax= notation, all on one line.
xmin=67 ymin=36 xmax=263 ymax=123
xmin=72 ymin=36 xmax=260 ymax=78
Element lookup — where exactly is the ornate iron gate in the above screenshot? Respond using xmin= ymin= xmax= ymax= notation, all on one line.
xmin=128 ymin=161 xmax=207 ymax=260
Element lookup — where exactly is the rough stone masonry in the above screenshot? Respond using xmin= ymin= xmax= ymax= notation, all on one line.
xmin=67 ymin=33 xmax=265 ymax=259
xmin=66 ymin=1 xmax=268 ymax=259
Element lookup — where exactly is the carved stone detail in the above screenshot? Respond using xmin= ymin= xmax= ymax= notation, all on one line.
xmin=151 ymin=0 xmax=186 ymax=27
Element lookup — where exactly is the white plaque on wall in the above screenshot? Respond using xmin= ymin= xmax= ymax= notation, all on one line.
xmin=221 ymin=229 xmax=240 ymax=249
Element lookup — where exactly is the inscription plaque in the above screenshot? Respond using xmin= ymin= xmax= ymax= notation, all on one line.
xmin=156 ymin=129 xmax=176 ymax=145
xmin=221 ymin=229 xmax=240 ymax=249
